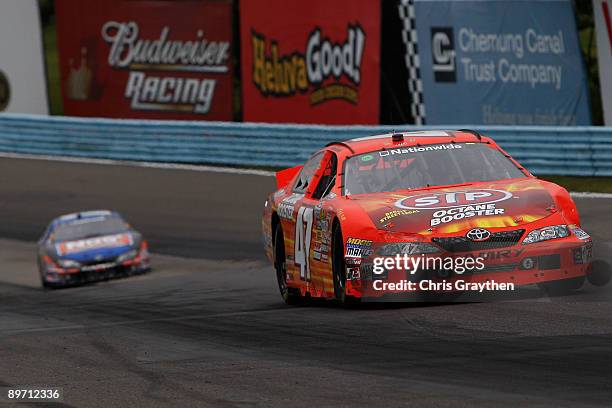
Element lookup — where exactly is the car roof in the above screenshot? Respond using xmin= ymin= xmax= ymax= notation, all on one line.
xmin=327 ymin=129 xmax=494 ymax=156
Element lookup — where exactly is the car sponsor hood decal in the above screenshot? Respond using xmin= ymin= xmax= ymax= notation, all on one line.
xmin=352 ymin=179 xmax=555 ymax=234
xmin=55 ymin=233 xmax=133 ymax=256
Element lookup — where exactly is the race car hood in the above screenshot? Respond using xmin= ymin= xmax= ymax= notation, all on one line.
xmin=51 ymin=232 xmax=135 ymax=262
xmin=349 ymin=178 xmax=557 ymax=235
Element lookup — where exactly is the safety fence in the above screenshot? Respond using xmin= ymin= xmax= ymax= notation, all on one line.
xmin=0 ymin=113 xmax=610 ymax=176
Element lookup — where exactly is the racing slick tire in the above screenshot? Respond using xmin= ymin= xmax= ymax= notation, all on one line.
xmin=587 ymin=260 xmax=612 ymax=287
xmin=273 ymin=223 xmax=302 ymax=305
xmin=40 ymin=274 xmax=60 ymax=289
xmin=332 ymin=222 xmax=359 ymax=307
xmin=39 ymin=268 xmax=53 ymax=289
xmin=538 ymin=275 xmax=585 ymax=296
xmin=41 ymin=277 xmax=52 ymax=289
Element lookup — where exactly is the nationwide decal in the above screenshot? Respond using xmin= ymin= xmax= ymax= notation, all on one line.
xmin=100 ymin=21 xmax=230 ymax=114
xmin=251 ymin=24 xmax=366 ymax=105
xmin=379 ymin=144 xmax=461 ymax=157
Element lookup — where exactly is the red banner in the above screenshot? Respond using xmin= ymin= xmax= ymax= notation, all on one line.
xmin=240 ymin=0 xmax=380 ymax=124
xmin=56 ymin=0 xmax=233 ymax=120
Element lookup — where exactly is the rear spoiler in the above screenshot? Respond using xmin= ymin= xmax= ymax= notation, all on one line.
xmin=276 ymin=165 xmax=302 ymax=189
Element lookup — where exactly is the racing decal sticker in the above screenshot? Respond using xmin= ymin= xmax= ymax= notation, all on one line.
xmin=429 ymin=204 xmax=506 ymax=226
xmin=56 ymin=233 xmax=133 ymax=256
xmin=313 ymin=242 xmax=330 ymax=261
xmin=346 ymin=237 xmax=373 ymax=258
xmin=358 ymin=179 xmax=556 ymax=232
xmin=465 ymin=248 xmax=525 ymax=260
xmin=396 ymin=189 xmax=513 ymax=210
xmin=395 ymin=189 xmax=512 ymax=227
xmin=294 ymin=206 xmax=314 ymax=280
xmin=278 ymin=193 xmax=303 ymax=220
xmin=380 ymin=144 xmax=461 ymax=157
xmin=395 ymin=189 xmax=514 ymax=227
xmin=312 ymin=202 xmax=333 ymax=262
xmin=379 ymin=209 xmax=419 ymax=224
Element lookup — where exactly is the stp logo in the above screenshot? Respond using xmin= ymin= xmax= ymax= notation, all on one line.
xmin=396 ymin=189 xmax=512 ymax=210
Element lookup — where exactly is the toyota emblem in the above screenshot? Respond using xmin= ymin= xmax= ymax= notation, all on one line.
xmin=466 ymin=228 xmax=491 ymax=242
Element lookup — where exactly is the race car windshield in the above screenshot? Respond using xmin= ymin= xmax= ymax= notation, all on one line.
xmin=343 ymin=142 xmax=526 ymax=195
xmin=52 ymin=217 xmax=128 ymax=242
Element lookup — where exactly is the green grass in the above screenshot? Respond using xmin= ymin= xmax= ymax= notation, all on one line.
xmin=539 ymin=175 xmax=612 ymax=193
xmin=42 ymin=15 xmax=62 ymax=115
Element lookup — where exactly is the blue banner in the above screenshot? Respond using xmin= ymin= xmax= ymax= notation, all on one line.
xmin=405 ymin=0 xmax=591 ymax=125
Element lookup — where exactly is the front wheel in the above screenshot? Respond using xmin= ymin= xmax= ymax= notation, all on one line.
xmin=274 ymin=224 xmax=302 ymax=305
xmin=332 ymin=223 xmax=359 ymax=306
xmin=587 ymin=260 xmax=612 ymax=287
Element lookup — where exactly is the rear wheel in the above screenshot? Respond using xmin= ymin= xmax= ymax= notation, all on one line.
xmin=538 ymin=275 xmax=585 ymax=296
xmin=332 ymin=223 xmax=359 ymax=306
xmin=274 ymin=224 xmax=302 ymax=305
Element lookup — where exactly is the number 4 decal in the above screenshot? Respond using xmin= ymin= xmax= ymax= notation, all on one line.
xmin=295 ymin=206 xmax=313 ymax=280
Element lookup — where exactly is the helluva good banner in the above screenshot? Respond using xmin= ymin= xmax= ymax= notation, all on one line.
xmin=56 ymin=0 xmax=233 ymax=120
xmin=240 ymin=0 xmax=380 ymax=124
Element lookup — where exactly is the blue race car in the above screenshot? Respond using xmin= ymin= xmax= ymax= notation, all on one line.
xmin=38 ymin=210 xmax=150 ymax=288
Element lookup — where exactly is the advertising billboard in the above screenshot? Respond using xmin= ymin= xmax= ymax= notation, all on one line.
xmin=0 ymin=0 xmax=48 ymax=114
xmin=594 ymin=0 xmax=612 ymax=125
xmin=240 ymin=0 xmax=380 ymax=124
xmin=56 ymin=0 xmax=233 ymax=120
xmin=387 ymin=0 xmax=590 ymax=125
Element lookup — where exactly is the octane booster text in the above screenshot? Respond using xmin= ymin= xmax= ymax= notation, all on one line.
xmin=430 ymin=204 xmax=504 ymax=226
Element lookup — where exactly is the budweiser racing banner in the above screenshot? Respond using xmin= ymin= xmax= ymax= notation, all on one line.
xmin=56 ymin=0 xmax=233 ymax=120
xmin=384 ymin=0 xmax=590 ymax=125
xmin=240 ymin=0 xmax=380 ymax=124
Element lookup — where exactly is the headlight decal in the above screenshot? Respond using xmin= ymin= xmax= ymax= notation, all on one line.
xmin=57 ymin=259 xmax=81 ymax=268
xmin=117 ymin=249 xmax=139 ymax=262
xmin=570 ymin=227 xmax=591 ymax=240
xmin=522 ymin=225 xmax=569 ymax=245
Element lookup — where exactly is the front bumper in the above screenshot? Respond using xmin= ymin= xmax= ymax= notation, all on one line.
xmin=42 ymin=256 xmax=151 ymax=287
xmin=346 ymin=235 xmax=592 ymax=299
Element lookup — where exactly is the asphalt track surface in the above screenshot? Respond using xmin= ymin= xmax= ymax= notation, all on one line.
xmin=1 ymin=157 xmax=612 ymax=407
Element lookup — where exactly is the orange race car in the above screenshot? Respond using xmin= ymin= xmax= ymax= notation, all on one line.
xmin=262 ymin=130 xmax=594 ymax=305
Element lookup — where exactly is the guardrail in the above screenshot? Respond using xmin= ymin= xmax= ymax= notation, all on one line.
xmin=0 ymin=113 xmax=610 ymax=176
